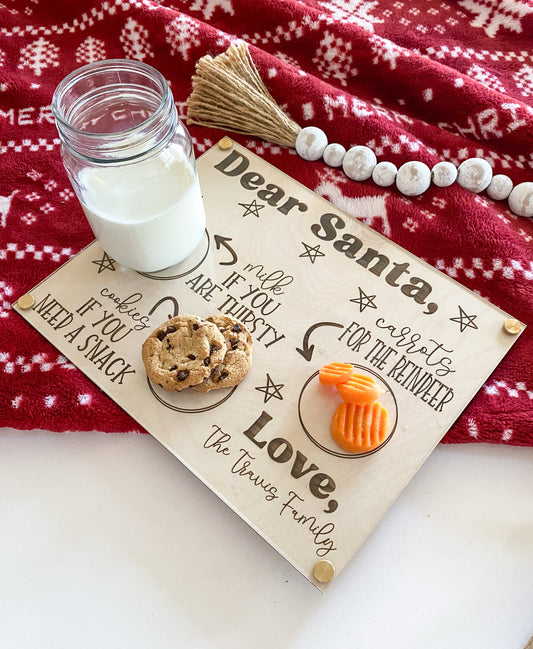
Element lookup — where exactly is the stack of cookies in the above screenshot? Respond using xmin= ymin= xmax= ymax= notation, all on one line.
xmin=142 ymin=314 xmax=253 ymax=393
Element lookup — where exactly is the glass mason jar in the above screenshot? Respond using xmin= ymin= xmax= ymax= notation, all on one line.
xmin=51 ymin=59 xmax=206 ymax=273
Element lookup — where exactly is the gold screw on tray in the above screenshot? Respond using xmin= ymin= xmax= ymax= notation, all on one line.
xmin=218 ymin=136 xmax=233 ymax=150
xmin=17 ymin=294 xmax=35 ymax=310
xmin=313 ymin=560 xmax=335 ymax=583
xmin=503 ymin=318 xmax=522 ymax=335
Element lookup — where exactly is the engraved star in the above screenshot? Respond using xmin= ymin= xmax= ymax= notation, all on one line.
xmin=299 ymin=242 xmax=325 ymax=264
xmin=92 ymin=251 xmax=116 ymax=274
xmin=450 ymin=306 xmax=478 ymax=332
xmin=255 ymin=373 xmax=284 ymax=403
xmin=350 ymin=287 xmax=378 ymax=312
xmin=239 ymin=199 xmax=264 ymax=218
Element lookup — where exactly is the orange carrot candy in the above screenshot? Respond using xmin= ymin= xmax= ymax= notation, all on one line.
xmin=318 ymin=362 xmax=354 ymax=385
xmin=330 ymin=401 xmax=391 ymax=454
xmin=335 ymin=372 xmax=382 ymax=405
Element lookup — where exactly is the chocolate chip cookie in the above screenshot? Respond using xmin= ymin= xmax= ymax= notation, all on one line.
xmin=142 ymin=314 xmax=227 ymax=391
xmin=193 ymin=314 xmax=253 ymax=393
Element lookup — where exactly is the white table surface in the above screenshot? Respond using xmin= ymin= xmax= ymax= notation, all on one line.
xmin=1 ymin=427 xmax=532 ymax=649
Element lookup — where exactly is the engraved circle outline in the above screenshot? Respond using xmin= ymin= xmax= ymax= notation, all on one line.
xmin=298 ymin=364 xmax=398 ymax=459
xmin=137 ymin=229 xmax=210 ymax=281
xmin=147 ymin=377 xmax=237 ymax=413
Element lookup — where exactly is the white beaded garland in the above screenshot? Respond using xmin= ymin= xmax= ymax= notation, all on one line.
xmin=486 ymin=174 xmax=513 ymax=201
xmin=342 ymin=145 xmax=377 ymax=181
xmin=323 ymin=143 xmax=346 ymax=168
xmin=297 ymin=124 xmax=532 ymax=218
xmin=395 ymin=161 xmax=431 ymax=196
xmin=457 ymin=158 xmax=493 ymax=193
xmin=431 ymin=161 xmax=457 ymax=188
xmin=295 ymin=126 xmax=328 ymax=161
xmin=372 ymin=161 xmax=397 ymax=187
xmin=507 ymin=182 xmax=533 ymax=217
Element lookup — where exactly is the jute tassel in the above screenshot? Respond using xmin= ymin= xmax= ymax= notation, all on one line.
xmin=186 ymin=42 xmax=302 ymax=148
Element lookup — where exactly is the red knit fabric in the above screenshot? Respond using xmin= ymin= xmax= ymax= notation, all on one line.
xmin=1 ymin=0 xmax=532 ymax=444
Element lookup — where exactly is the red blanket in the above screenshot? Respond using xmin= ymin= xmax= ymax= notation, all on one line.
xmin=1 ymin=0 xmax=532 ymax=444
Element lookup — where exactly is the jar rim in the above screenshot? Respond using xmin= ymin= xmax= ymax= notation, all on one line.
xmin=51 ymin=58 xmax=171 ymax=141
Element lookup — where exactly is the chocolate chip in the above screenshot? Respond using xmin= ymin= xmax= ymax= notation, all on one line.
xmin=203 ymin=357 xmax=210 ymax=366
xmin=187 ymin=354 xmax=196 ymax=360
xmin=156 ymin=331 xmax=166 ymax=341
xmin=169 ymin=365 xmax=177 ymax=371
xmin=166 ymin=325 xmax=176 ymax=334
xmin=176 ymin=370 xmax=189 ymax=381
xmin=219 ymin=371 xmax=229 ymax=381
xmin=219 ymin=327 xmax=227 ymax=333
xmin=231 ymin=323 xmax=243 ymax=333
xmin=193 ymin=322 xmax=200 ymax=330
xmin=210 ymin=344 xmax=220 ymax=354
xmin=230 ymin=338 xmax=239 ymax=350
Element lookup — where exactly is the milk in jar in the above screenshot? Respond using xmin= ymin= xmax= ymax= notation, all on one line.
xmin=78 ymin=144 xmax=205 ymax=272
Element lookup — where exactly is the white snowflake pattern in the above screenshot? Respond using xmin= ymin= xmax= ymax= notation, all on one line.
xmin=39 ymin=203 xmax=54 ymax=215
xmin=22 ymin=212 xmax=37 ymax=225
xmin=44 ymin=179 xmax=58 ymax=192
xmin=514 ymin=64 xmax=533 ymax=98
xmin=27 ymin=169 xmax=42 ymax=181
xmin=458 ymin=0 xmax=533 ymax=37
xmin=189 ymin=0 xmax=234 ymax=20
xmin=75 ymin=36 xmax=107 ymax=65
xmin=0 ymin=281 xmax=14 ymax=319
xmin=25 ymin=192 xmax=40 ymax=202
xmin=18 ymin=38 xmax=59 ymax=76
xmin=318 ymin=0 xmax=383 ymax=32
xmin=313 ymin=31 xmax=356 ymax=87
xmin=466 ymin=63 xmax=506 ymax=92
xmin=59 ymin=188 xmax=75 ymax=201
xmin=120 ymin=18 xmax=154 ymax=61
xmin=403 ymin=217 xmax=419 ymax=233
xmin=369 ymin=34 xmax=410 ymax=71
xmin=431 ymin=196 xmax=448 ymax=210
xmin=165 ymin=14 xmax=201 ymax=62
xmin=275 ymin=51 xmax=305 ymax=72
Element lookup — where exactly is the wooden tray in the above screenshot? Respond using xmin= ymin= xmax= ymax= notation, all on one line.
xmin=14 ymin=140 xmax=524 ymax=591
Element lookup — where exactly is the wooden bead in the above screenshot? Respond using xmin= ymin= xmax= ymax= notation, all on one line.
xmin=295 ymin=126 xmax=328 ymax=161
xmin=395 ymin=161 xmax=431 ymax=196
xmin=432 ymin=161 xmax=457 ymax=187
xmin=457 ymin=158 xmax=492 ymax=193
xmin=342 ymin=145 xmax=377 ymax=181
xmin=507 ymin=182 xmax=533 ymax=217
xmin=372 ymin=161 xmax=397 ymax=187
xmin=486 ymin=174 xmax=513 ymax=201
xmin=323 ymin=143 xmax=346 ymax=168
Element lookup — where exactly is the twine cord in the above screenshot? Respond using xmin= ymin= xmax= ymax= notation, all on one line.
xmin=186 ymin=42 xmax=301 ymax=148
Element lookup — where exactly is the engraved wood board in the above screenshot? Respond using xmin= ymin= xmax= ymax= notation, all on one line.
xmin=14 ymin=140 xmax=524 ymax=591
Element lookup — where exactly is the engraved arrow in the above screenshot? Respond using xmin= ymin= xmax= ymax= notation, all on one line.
xmin=149 ymin=296 xmax=179 ymax=319
xmin=296 ymin=322 xmax=344 ymax=362
xmin=214 ymin=234 xmax=238 ymax=266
